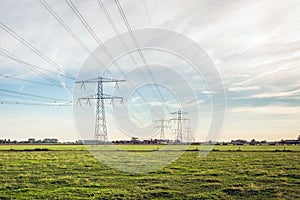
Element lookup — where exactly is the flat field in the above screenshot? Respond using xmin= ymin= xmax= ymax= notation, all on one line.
xmin=0 ymin=145 xmax=299 ymax=199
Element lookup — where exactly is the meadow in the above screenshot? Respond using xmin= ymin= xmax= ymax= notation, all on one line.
xmin=0 ymin=145 xmax=299 ymax=199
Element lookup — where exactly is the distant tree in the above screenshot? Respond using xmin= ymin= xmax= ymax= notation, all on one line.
xmin=298 ymin=135 xmax=300 ymax=141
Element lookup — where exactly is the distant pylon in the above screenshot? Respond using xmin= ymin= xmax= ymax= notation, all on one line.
xmin=170 ymin=109 xmax=189 ymax=142
xmin=185 ymin=127 xmax=195 ymax=142
xmin=76 ymin=76 xmax=125 ymax=143
xmin=155 ymin=119 xmax=170 ymax=140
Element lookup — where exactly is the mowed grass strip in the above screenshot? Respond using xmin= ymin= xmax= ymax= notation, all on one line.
xmin=0 ymin=146 xmax=299 ymax=199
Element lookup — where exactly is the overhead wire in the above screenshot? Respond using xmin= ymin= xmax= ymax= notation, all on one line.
xmin=114 ymin=0 xmax=169 ymax=112
xmin=0 ymin=46 xmax=70 ymax=89
xmin=40 ymin=0 xmax=118 ymax=80
xmin=97 ymin=0 xmax=170 ymax=123
xmin=0 ymin=88 xmax=71 ymax=102
xmin=65 ymin=0 xmax=152 ymax=124
xmin=0 ymin=51 xmax=70 ymax=78
xmin=40 ymin=0 xmax=91 ymax=54
xmin=0 ymin=20 xmax=75 ymax=80
xmin=96 ymin=0 xmax=138 ymax=66
xmin=66 ymin=0 xmax=128 ymax=78
xmin=0 ymin=100 xmax=72 ymax=106
xmin=40 ymin=0 xmax=139 ymax=124
xmin=0 ymin=74 xmax=71 ymax=88
xmin=96 ymin=0 xmax=156 ymax=122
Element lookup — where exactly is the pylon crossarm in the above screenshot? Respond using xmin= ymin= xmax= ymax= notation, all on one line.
xmin=75 ymin=76 xmax=125 ymax=83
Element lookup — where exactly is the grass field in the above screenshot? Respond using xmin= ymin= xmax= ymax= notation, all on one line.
xmin=0 ymin=145 xmax=299 ymax=199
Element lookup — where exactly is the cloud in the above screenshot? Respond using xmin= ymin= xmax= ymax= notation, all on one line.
xmin=249 ymin=89 xmax=300 ymax=99
xmin=201 ymin=90 xmax=219 ymax=96
xmin=232 ymin=104 xmax=300 ymax=115
xmin=228 ymin=86 xmax=260 ymax=92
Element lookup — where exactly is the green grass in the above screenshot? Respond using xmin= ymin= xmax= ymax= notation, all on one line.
xmin=0 ymin=144 xmax=299 ymax=151
xmin=0 ymin=145 xmax=299 ymax=199
xmin=0 ymin=144 xmax=85 ymax=151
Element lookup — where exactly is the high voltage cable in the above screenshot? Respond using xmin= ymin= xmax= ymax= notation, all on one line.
xmin=96 ymin=0 xmax=138 ymax=66
xmin=96 ymin=0 xmax=158 ymax=122
xmin=0 ymin=21 xmax=75 ymax=80
xmin=40 ymin=0 xmax=147 ymax=124
xmin=65 ymin=0 xmax=102 ymax=46
xmin=40 ymin=0 xmax=118 ymax=79
xmin=41 ymin=0 xmax=162 ymax=125
xmin=40 ymin=0 xmax=119 ymax=80
xmin=40 ymin=0 xmax=91 ymax=54
xmin=98 ymin=0 xmax=169 ymax=122
xmin=65 ymin=0 xmax=153 ymax=123
xmin=0 ymin=92 xmax=49 ymax=102
xmin=0 ymin=47 xmax=64 ymax=87
xmin=0 ymin=100 xmax=72 ymax=106
xmin=0 ymin=92 xmax=71 ymax=104
xmin=0 ymin=88 xmax=70 ymax=102
xmin=114 ymin=0 xmax=168 ymax=111
xmin=0 ymin=49 xmax=70 ymax=79
xmin=65 ymin=0 xmax=126 ymax=75
xmin=0 ymin=46 xmax=70 ymax=89
xmin=0 ymin=74 xmax=71 ymax=89
xmin=141 ymin=0 xmax=166 ymax=65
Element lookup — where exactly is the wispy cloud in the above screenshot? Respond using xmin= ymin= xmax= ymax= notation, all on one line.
xmin=228 ymin=86 xmax=260 ymax=92
xmin=250 ymin=89 xmax=300 ymax=99
xmin=232 ymin=104 xmax=300 ymax=115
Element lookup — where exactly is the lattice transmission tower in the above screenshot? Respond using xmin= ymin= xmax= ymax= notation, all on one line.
xmin=185 ymin=127 xmax=195 ymax=142
xmin=76 ymin=76 xmax=125 ymax=143
xmin=155 ymin=119 xmax=170 ymax=140
xmin=170 ymin=109 xmax=189 ymax=142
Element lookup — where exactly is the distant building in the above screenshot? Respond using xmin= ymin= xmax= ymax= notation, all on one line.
xmin=28 ymin=138 xmax=36 ymax=144
xmin=231 ymin=139 xmax=248 ymax=145
xmin=42 ymin=138 xmax=58 ymax=144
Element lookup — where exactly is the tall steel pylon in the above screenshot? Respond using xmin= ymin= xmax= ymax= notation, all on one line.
xmin=76 ymin=76 xmax=125 ymax=143
xmin=185 ymin=127 xmax=195 ymax=142
xmin=170 ymin=109 xmax=189 ymax=142
xmin=155 ymin=119 xmax=170 ymax=140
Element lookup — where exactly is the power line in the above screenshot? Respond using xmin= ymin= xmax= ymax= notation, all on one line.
xmin=65 ymin=0 xmax=166 ymax=127
xmin=0 ymin=88 xmax=70 ymax=102
xmin=96 ymin=0 xmax=165 ymax=121
xmin=0 ymin=46 xmax=70 ymax=89
xmin=41 ymin=0 xmax=122 ymax=91
xmin=0 ymin=74 xmax=70 ymax=88
xmin=40 ymin=0 xmax=91 ymax=54
xmin=0 ymin=100 xmax=72 ymax=106
xmin=96 ymin=0 xmax=138 ymax=66
xmin=65 ymin=0 xmax=102 ymax=46
xmin=0 ymin=20 xmax=75 ymax=80
xmin=66 ymin=0 xmax=152 ymax=124
xmin=41 ymin=0 xmax=120 ymax=82
xmin=41 ymin=0 xmax=143 ymax=125
xmin=0 ymin=50 xmax=70 ymax=79
xmin=0 ymin=91 xmax=56 ymax=103
xmin=114 ymin=0 xmax=168 ymax=110
xmin=65 ymin=0 xmax=124 ymax=75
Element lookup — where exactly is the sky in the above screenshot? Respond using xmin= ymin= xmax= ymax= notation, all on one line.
xmin=0 ymin=0 xmax=299 ymax=142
